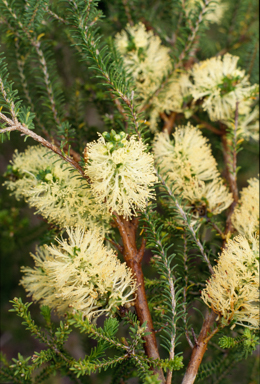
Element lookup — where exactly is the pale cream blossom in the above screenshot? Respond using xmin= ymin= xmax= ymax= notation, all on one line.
xmin=4 ymin=146 xmax=110 ymax=233
xmin=147 ymin=72 xmax=194 ymax=131
xmin=115 ymin=22 xmax=174 ymax=131
xmin=232 ymin=177 xmax=259 ymax=239
xmin=190 ymin=54 xmax=259 ymax=121
xmin=115 ymin=23 xmax=196 ymax=132
xmin=21 ymin=227 xmax=136 ymax=321
xmin=225 ymin=105 xmax=259 ymax=141
xmin=201 ymin=235 xmax=259 ymax=329
xmin=115 ymin=22 xmax=172 ymax=96
xmin=238 ymin=106 xmax=259 ymax=141
xmin=154 ymin=124 xmax=233 ymax=216
xmin=85 ymin=132 xmax=158 ymax=219
xmin=185 ymin=0 xmax=227 ymax=24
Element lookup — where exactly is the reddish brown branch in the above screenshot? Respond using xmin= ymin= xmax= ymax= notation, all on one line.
xmin=0 ymin=113 xmax=86 ymax=179
xmin=221 ymin=120 xmax=239 ymax=243
xmin=181 ymin=311 xmax=218 ymax=384
xmin=40 ymin=126 xmax=82 ymax=163
xmin=160 ymin=112 xmax=177 ymax=135
xmin=192 ymin=115 xmax=223 ymax=135
xmin=105 ymin=237 xmax=124 ymax=254
xmin=138 ymin=237 xmax=147 ymax=258
xmin=113 ymin=213 xmax=165 ymax=383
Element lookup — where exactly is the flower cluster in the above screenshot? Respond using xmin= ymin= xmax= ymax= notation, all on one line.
xmin=116 ymin=22 xmax=259 ymax=136
xmin=115 ymin=22 xmax=194 ymax=131
xmin=190 ymin=54 xmax=259 ymax=121
xmin=115 ymin=21 xmax=172 ymax=97
xmin=4 ymin=146 xmax=110 ymax=233
xmin=201 ymin=235 xmax=259 ymax=329
xmin=21 ymin=227 xmax=136 ymax=321
xmin=148 ymin=72 xmax=193 ymax=131
xmin=153 ymin=124 xmax=233 ymax=216
xmin=231 ymin=177 xmax=259 ymax=239
xmin=85 ymin=131 xmax=158 ymax=219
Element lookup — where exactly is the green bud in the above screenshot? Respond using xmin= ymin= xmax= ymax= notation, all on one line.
xmin=110 ymin=129 xmax=116 ymax=138
xmin=45 ymin=173 xmax=53 ymax=182
xmin=102 ymin=131 xmax=110 ymax=140
xmin=114 ymin=134 xmax=121 ymax=142
xmin=119 ymin=131 xmax=126 ymax=139
xmin=107 ymin=142 xmax=114 ymax=151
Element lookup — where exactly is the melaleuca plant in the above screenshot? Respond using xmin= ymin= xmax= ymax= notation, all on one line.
xmin=0 ymin=1 xmax=259 ymax=384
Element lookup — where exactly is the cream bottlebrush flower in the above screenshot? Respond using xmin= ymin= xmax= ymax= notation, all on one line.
xmin=238 ymin=106 xmax=259 ymax=141
xmin=85 ymin=131 xmax=158 ymax=219
xmin=190 ymin=54 xmax=259 ymax=121
xmin=148 ymin=72 xmax=194 ymax=132
xmin=115 ymin=23 xmax=194 ymax=132
xmin=225 ymin=105 xmax=259 ymax=142
xmin=115 ymin=22 xmax=171 ymax=84
xmin=4 ymin=146 xmax=110 ymax=233
xmin=21 ymin=227 xmax=136 ymax=321
xmin=232 ymin=177 xmax=259 ymax=239
xmin=115 ymin=22 xmax=172 ymax=104
xmin=185 ymin=0 xmax=227 ymax=24
xmin=154 ymin=124 xmax=233 ymax=215
xmin=201 ymin=235 xmax=259 ymax=329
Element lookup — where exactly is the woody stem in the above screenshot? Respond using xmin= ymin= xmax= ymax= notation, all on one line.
xmin=113 ymin=213 xmax=165 ymax=383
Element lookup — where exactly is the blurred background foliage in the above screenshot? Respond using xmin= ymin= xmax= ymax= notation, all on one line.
xmin=0 ymin=0 xmax=259 ymax=383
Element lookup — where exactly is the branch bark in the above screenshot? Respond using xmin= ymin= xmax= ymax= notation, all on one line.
xmin=181 ymin=311 xmax=218 ymax=384
xmin=113 ymin=213 xmax=165 ymax=383
xmin=160 ymin=112 xmax=176 ymax=135
xmin=0 ymin=113 xmax=86 ymax=178
xmin=220 ymin=108 xmax=239 ymax=244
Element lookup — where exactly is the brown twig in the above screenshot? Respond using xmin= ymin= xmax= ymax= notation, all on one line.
xmin=221 ymin=104 xmax=239 ymax=243
xmin=192 ymin=115 xmax=223 ymax=135
xmin=105 ymin=237 xmax=124 ymax=254
xmin=0 ymin=112 xmax=86 ymax=178
xmin=206 ymin=218 xmax=226 ymax=239
xmin=160 ymin=112 xmax=177 ymax=135
xmin=113 ymin=213 xmax=165 ymax=383
xmin=181 ymin=311 xmax=218 ymax=384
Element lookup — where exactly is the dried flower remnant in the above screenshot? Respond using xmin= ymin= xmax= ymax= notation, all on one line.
xmin=231 ymin=177 xmax=259 ymax=239
xmin=201 ymin=235 xmax=259 ymax=329
xmin=190 ymin=54 xmax=259 ymax=121
xmin=4 ymin=146 xmax=110 ymax=233
xmin=153 ymin=124 xmax=233 ymax=216
xmin=85 ymin=131 xmax=158 ymax=219
xmin=21 ymin=227 xmax=136 ymax=320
